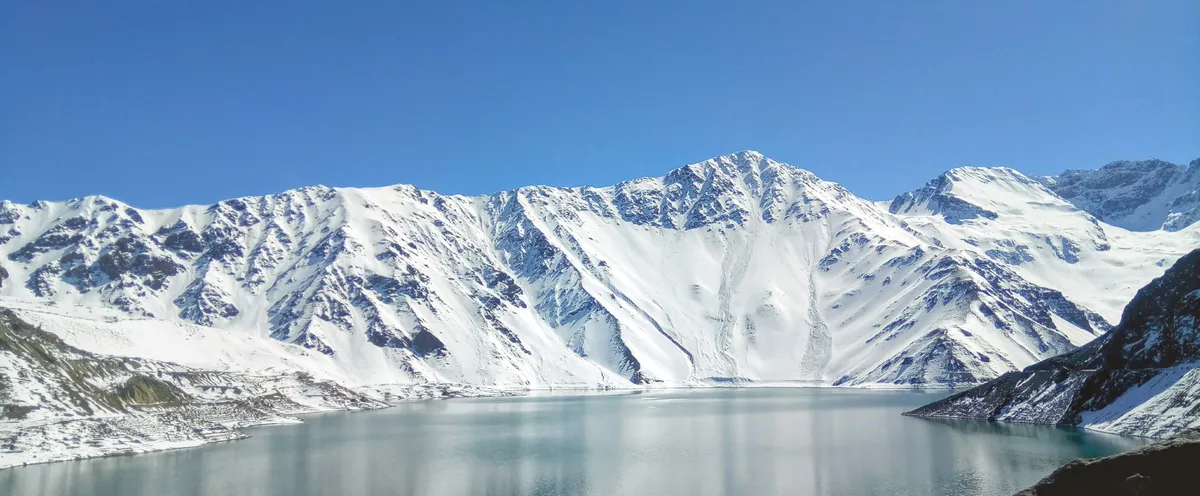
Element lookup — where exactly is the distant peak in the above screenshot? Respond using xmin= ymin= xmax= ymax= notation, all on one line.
xmin=1099 ymin=158 xmax=1177 ymax=171
xmin=729 ymin=149 xmax=766 ymax=161
xmin=72 ymin=194 xmax=122 ymax=205
xmin=700 ymin=150 xmax=801 ymax=177
xmin=942 ymin=165 xmax=1025 ymax=178
xmin=63 ymin=194 xmax=134 ymax=213
xmin=706 ymin=150 xmax=770 ymax=169
xmin=889 ymin=165 xmax=1063 ymax=223
xmin=925 ymin=166 xmax=1039 ymax=192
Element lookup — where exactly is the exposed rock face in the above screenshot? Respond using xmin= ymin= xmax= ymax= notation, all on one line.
xmin=1014 ymin=428 xmax=1200 ymax=496
xmin=906 ymin=249 xmax=1200 ymax=438
xmin=0 ymin=153 xmax=1196 ymax=387
xmin=1040 ymin=158 xmax=1200 ymax=232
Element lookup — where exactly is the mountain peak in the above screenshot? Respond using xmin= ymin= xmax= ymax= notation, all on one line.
xmin=1098 ymin=158 xmax=1177 ymax=172
xmin=693 ymin=150 xmax=784 ymax=176
xmin=727 ymin=149 xmax=766 ymax=162
xmin=889 ymin=165 xmax=1060 ymax=223
xmin=1041 ymin=157 xmax=1199 ymax=231
xmin=943 ymin=165 xmax=1027 ymax=180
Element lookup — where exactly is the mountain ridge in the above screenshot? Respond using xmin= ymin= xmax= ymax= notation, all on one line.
xmin=1 ymin=152 xmax=1196 ymax=390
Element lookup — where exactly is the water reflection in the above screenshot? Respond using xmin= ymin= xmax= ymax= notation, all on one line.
xmin=0 ymin=389 xmax=1148 ymax=496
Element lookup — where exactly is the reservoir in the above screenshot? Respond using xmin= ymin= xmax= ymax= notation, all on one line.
xmin=0 ymin=388 xmax=1148 ymax=496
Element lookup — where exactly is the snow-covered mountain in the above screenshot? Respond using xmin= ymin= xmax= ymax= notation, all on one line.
xmin=906 ymin=248 xmax=1200 ymax=439
xmin=0 ymin=304 xmax=384 ymax=467
xmin=0 ymin=301 xmax=508 ymax=468
xmin=1039 ymin=158 xmax=1200 ymax=232
xmin=1 ymin=151 xmax=1196 ymax=389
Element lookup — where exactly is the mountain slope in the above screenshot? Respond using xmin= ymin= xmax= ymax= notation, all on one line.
xmin=0 ymin=307 xmax=388 ymax=468
xmin=1039 ymin=158 xmax=1200 ymax=232
xmin=0 ymin=300 xmax=514 ymax=468
xmin=888 ymin=165 xmax=1197 ymax=323
xmin=1 ymin=152 xmax=1196 ymax=388
xmin=905 ymin=249 xmax=1200 ymax=438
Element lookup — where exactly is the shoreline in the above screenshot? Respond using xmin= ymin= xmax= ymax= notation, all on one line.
xmin=1 ymin=405 xmax=329 ymax=471
xmin=0 ymin=382 xmax=518 ymax=471
xmin=0 ymin=381 xmax=957 ymax=470
xmin=0 ymin=381 xmax=965 ymax=470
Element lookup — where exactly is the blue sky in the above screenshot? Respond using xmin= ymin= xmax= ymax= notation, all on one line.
xmin=2 ymin=1 xmax=1196 ymax=208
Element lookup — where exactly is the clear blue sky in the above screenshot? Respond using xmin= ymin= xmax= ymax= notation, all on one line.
xmin=2 ymin=1 xmax=1197 ymax=208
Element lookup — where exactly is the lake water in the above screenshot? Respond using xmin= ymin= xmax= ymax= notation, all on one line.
xmin=0 ymin=388 xmax=1148 ymax=496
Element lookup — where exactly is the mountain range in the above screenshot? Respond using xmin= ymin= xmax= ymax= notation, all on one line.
xmin=1 ymin=152 xmax=1197 ymax=391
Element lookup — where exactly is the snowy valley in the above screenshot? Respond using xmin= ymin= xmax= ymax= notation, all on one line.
xmin=2 ymin=151 xmax=1198 ymax=465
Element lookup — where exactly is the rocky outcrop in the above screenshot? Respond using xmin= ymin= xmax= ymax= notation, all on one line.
xmin=1014 ymin=428 xmax=1200 ymax=496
